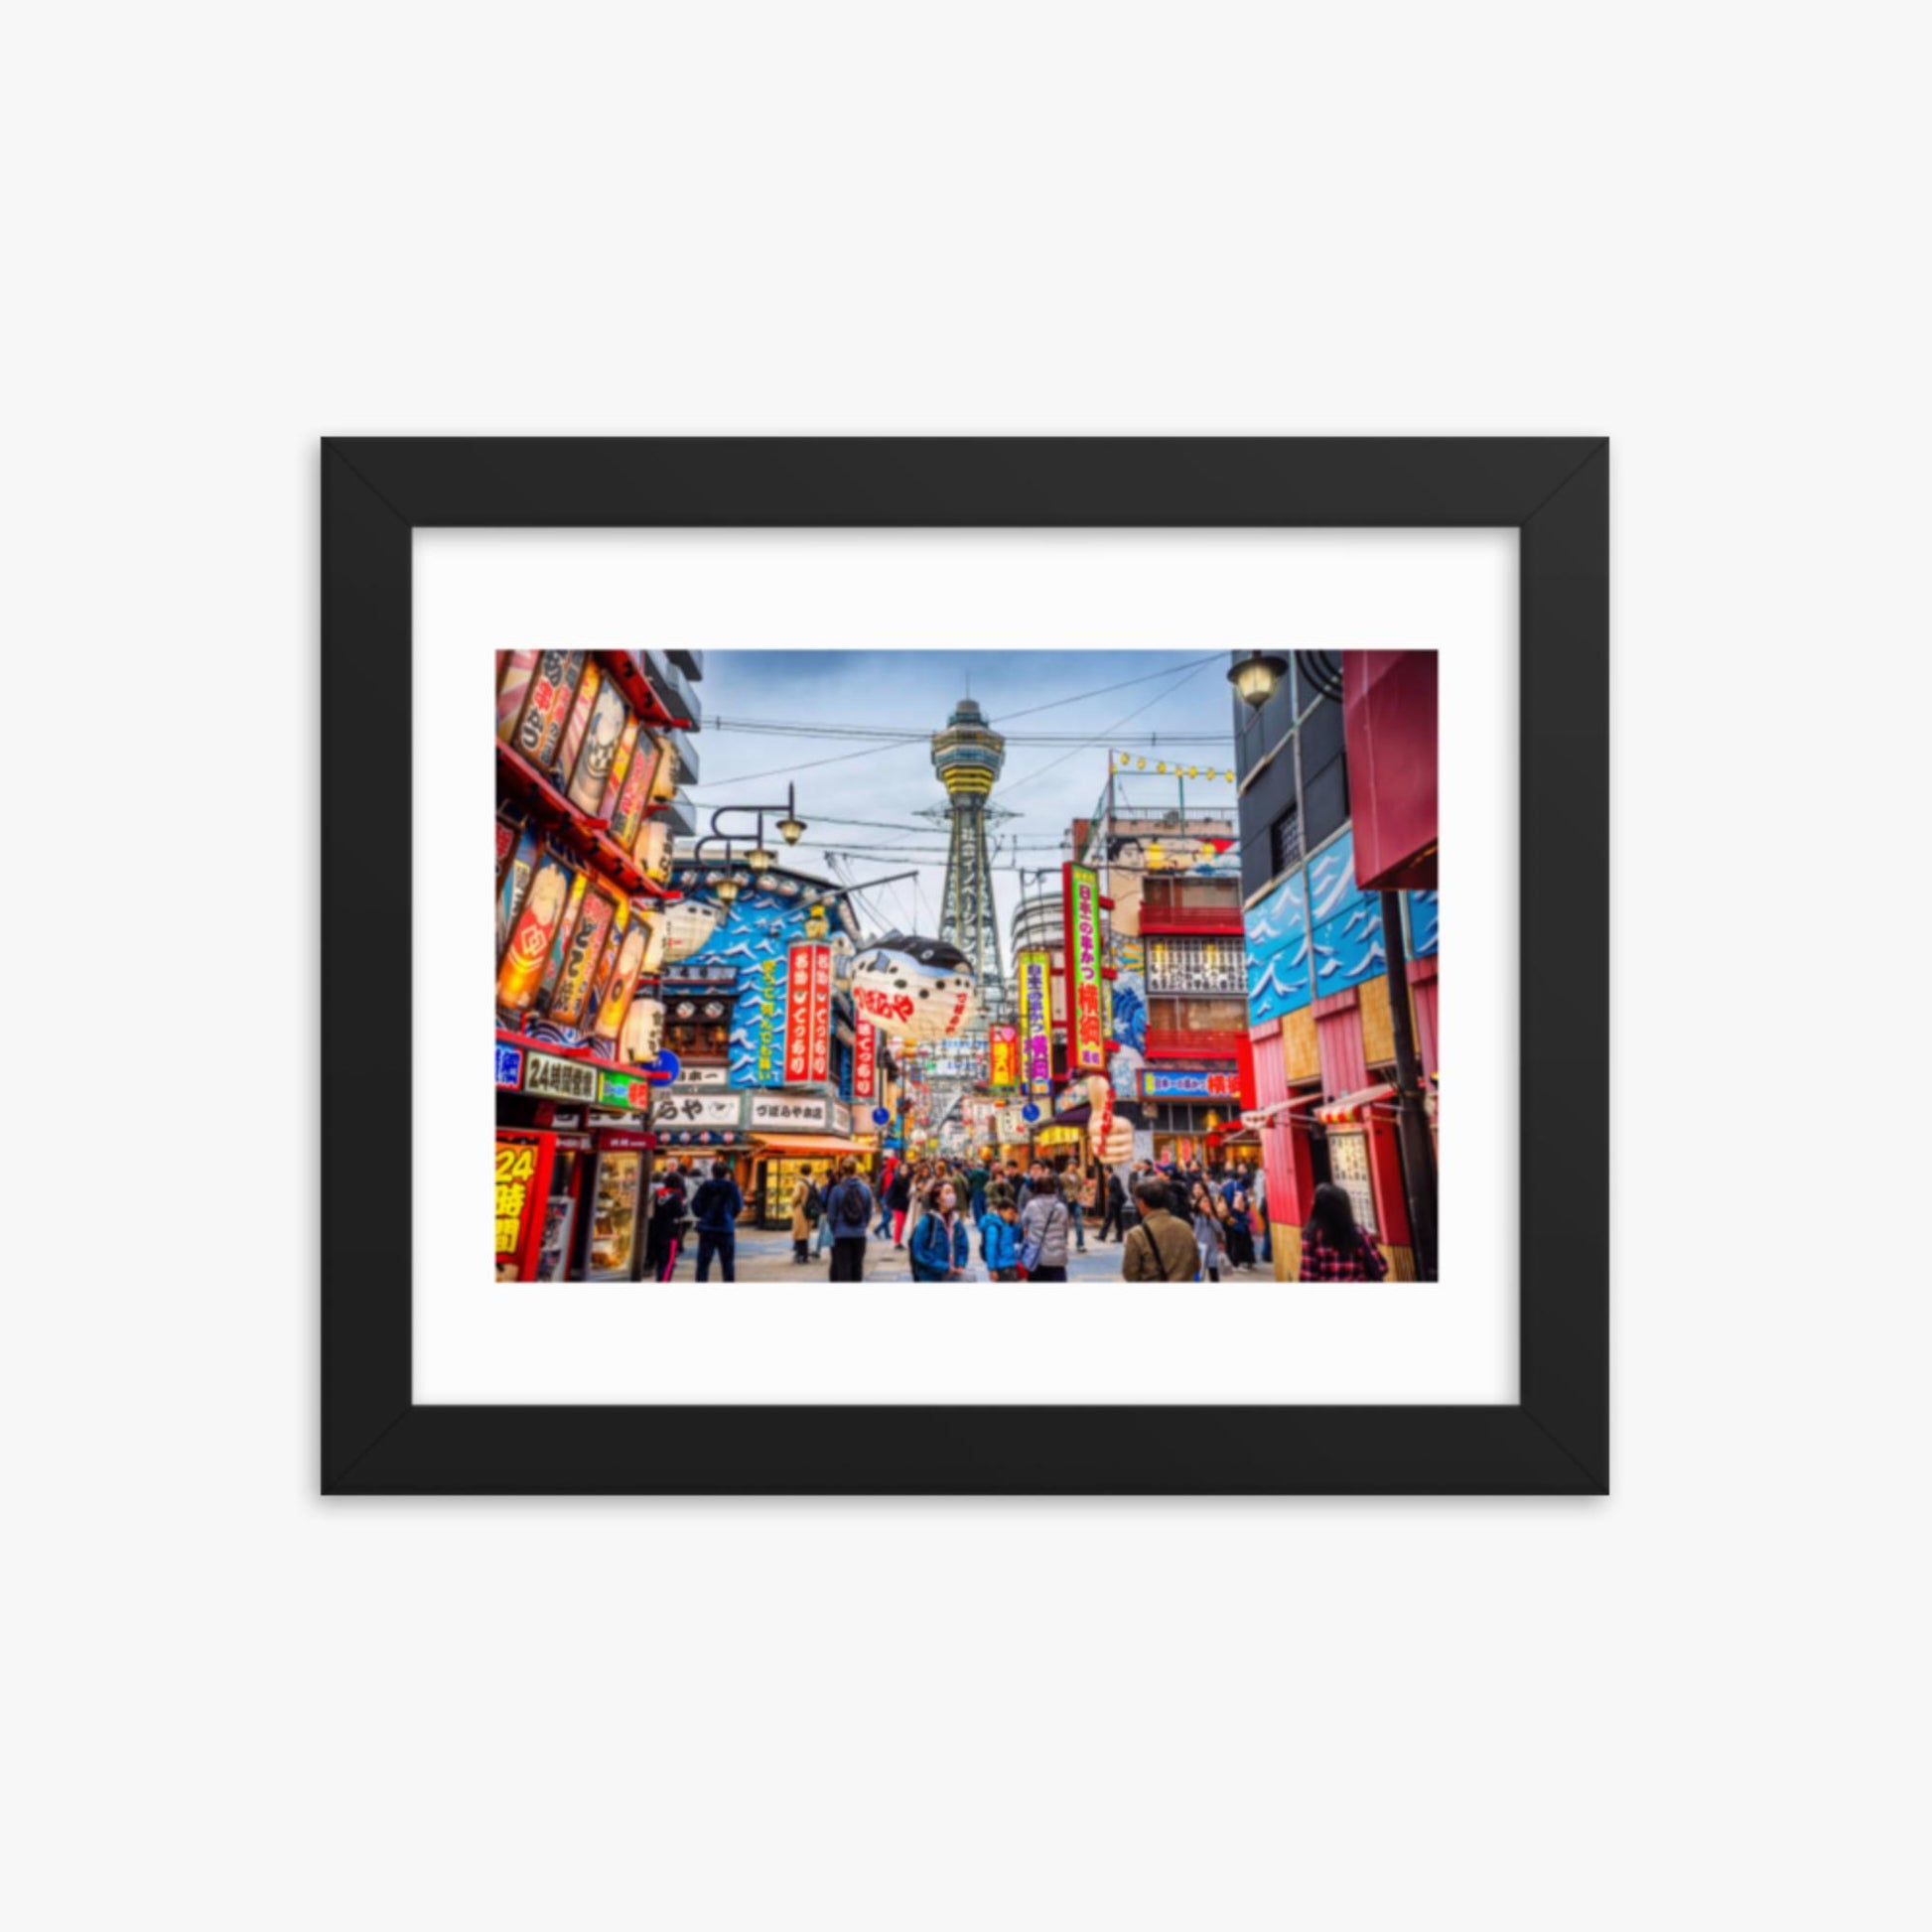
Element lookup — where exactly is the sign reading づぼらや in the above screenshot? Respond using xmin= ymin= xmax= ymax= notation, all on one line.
xmin=749 ymin=1093 xmax=832 ymax=1132
xmin=1062 ymin=861 xmax=1105 ymax=1073
xmin=651 ymin=1090 xmax=743 ymax=1129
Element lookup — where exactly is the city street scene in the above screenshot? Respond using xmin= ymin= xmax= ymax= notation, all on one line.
xmin=493 ymin=648 xmax=1440 ymax=1283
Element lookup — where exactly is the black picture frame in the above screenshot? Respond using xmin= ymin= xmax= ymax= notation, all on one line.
xmin=323 ymin=437 xmax=1607 ymax=1495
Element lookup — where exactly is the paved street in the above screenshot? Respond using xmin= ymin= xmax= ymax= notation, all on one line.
xmin=663 ymin=1220 xmax=1269 ymax=1282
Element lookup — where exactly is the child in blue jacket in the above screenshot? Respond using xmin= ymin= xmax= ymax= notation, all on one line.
xmin=979 ymin=1196 xmax=1021 ymax=1281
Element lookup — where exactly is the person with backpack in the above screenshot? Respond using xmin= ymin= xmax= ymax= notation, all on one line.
xmin=873 ymin=1157 xmax=897 ymax=1238
xmin=789 ymin=1168 xmax=817 ymax=1264
xmin=689 ymin=1160 xmax=744 ymax=1282
xmin=645 ymin=1160 xmax=691 ymax=1281
xmin=1017 ymin=1173 xmax=1073 ymax=1282
xmin=1120 ymin=1178 xmax=1199 ymax=1281
xmin=825 ymin=1156 xmax=874 ymax=1281
xmin=908 ymin=1180 xmax=971 ymax=1281
xmin=1296 ymin=1181 xmax=1391 ymax=1282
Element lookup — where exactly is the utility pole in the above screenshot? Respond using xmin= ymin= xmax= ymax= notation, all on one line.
xmin=1379 ymin=890 xmax=1438 ymax=1282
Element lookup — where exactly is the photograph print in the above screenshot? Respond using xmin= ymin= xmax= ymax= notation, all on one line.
xmin=491 ymin=646 xmax=1440 ymax=1287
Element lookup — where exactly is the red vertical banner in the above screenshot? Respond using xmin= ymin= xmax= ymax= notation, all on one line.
xmin=785 ymin=942 xmax=833 ymax=1083
xmin=809 ymin=942 xmax=832 ymax=1082
xmin=854 ymin=1020 xmax=877 ymax=1101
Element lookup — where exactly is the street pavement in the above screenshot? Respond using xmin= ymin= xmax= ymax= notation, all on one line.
xmin=663 ymin=1220 xmax=1269 ymax=1283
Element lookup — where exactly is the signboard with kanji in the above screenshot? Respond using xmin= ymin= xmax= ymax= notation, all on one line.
xmin=493 ymin=1128 xmax=556 ymax=1282
xmin=1062 ymin=861 xmax=1105 ymax=1073
xmin=988 ymin=1022 xmax=1018 ymax=1089
xmin=1019 ymin=951 xmax=1051 ymax=1093
xmin=783 ymin=943 xmax=832 ymax=1084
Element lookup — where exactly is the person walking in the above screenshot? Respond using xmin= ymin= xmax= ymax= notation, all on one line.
xmin=789 ymin=1168 xmax=816 ymax=1264
xmin=1225 ymin=1174 xmax=1257 ymax=1271
xmin=1018 ymin=1173 xmax=1072 ymax=1282
xmin=1120 ymin=1178 xmax=1200 ymax=1281
xmin=1063 ymin=1165 xmax=1089 ymax=1255
xmin=813 ymin=1170 xmax=836 ymax=1260
xmin=967 ymin=1160 xmax=989 ymax=1223
xmin=979 ymin=1189 xmax=1021 ymax=1281
xmin=873 ymin=1157 xmax=897 ymax=1238
xmin=887 ymin=1163 xmax=913 ymax=1247
xmin=1189 ymin=1179 xmax=1229 ymax=1283
xmin=1098 ymin=1168 xmax=1127 ymax=1242
xmin=646 ymin=1160 xmax=690 ymax=1282
xmin=908 ymin=1180 xmax=971 ymax=1281
xmin=825 ymin=1157 xmax=874 ymax=1281
xmin=1253 ymin=1164 xmax=1271 ymax=1266
xmin=689 ymin=1160 xmax=744 ymax=1282
xmin=1296 ymin=1182 xmax=1391 ymax=1282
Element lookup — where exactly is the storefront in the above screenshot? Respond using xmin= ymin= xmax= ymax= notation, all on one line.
xmin=1315 ymin=1084 xmax=1416 ymax=1280
xmin=1138 ymin=1065 xmax=1243 ymax=1168
xmin=496 ymin=1036 xmax=662 ymax=1279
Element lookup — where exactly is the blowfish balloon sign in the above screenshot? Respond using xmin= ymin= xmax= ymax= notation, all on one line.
xmin=850 ymin=933 xmax=978 ymax=1042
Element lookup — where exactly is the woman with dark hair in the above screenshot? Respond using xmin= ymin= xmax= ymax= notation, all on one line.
xmin=1297 ymin=1182 xmax=1390 ymax=1282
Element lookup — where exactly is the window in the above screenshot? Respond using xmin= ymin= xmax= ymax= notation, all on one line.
xmin=1146 ymin=937 xmax=1245 ymax=995
xmin=1303 ymin=757 xmax=1349 ymax=849
xmin=1150 ymin=996 xmax=1248 ymax=1035
xmin=665 ymin=995 xmax=732 ymax=1060
xmin=1144 ymin=875 xmax=1240 ymax=913
xmin=1269 ymin=802 xmax=1301 ymax=876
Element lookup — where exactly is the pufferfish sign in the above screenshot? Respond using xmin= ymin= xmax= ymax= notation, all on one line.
xmin=850 ymin=933 xmax=979 ymax=1042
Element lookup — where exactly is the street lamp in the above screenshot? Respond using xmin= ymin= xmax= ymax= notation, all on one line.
xmin=747 ymin=845 xmax=775 ymax=874
xmin=1227 ymin=650 xmax=1288 ymax=708
xmin=776 ymin=806 xmax=806 ymax=845
xmin=715 ymin=873 xmax=742 ymax=905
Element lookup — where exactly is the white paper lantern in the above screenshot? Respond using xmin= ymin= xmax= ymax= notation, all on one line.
xmin=659 ymin=898 xmax=722 ymax=963
xmin=621 ymin=995 xmax=665 ymax=1065
xmin=636 ymin=907 xmax=668 ymax=975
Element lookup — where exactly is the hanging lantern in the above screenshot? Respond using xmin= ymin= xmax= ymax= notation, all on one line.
xmin=850 ymin=933 xmax=978 ymax=1043
xmin=637 ymin=906 xmax=668 ymax=975
xmin=714 ymin=874 xmax=742 ymax=905
xmin=633 ymin=818 xmax=673 ymax=884
xmin=621 ymin=995 xmax=666 ymax=1065
xmin=659 ymin=899 xmax=722 ymax=962
xmin=747 ymin=845 xmax=775 ymax=874
xmin=804 ymin=902 xmax=829 ymax=941
xmin=776 ymin=809 xmax=806 ymax=845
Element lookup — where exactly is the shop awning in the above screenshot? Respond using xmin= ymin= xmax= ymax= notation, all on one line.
xmin=1316 ymin=1083 xmax=1395 ymax=1124
xmin=750 ymin=1135 xmax=875 ymax=1157
xmin=1041 ymin=1103 xmax=1092 ymax=1129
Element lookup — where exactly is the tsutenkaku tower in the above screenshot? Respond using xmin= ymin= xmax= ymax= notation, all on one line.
xmin=931 ymin=697 xmax=1007 ymax=1007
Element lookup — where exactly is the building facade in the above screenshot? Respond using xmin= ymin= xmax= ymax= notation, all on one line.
xmin=1232 ymin=651 xmax=1440 ymax=1280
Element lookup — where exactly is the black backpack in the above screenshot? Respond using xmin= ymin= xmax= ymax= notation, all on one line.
xmin=836 ymin=1178 xmax=872 ymax=1230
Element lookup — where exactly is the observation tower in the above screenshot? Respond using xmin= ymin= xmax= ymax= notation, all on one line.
xmin=930 ymin=697 xmax=1007 ymax=1008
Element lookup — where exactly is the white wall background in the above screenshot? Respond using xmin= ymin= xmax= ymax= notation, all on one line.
xmin=8 ymin=5 xmax=1923 ymax=1928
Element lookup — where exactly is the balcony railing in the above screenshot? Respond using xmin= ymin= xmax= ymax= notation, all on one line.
xmin=1143 ymin=1027 xmax=1247 ymax=1060
xmin=1137 ymin=904 xmax=1246 ymax=935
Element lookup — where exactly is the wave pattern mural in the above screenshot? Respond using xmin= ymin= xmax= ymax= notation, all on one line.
xmin=1247 ymin=832 xmax=1440 ymax=1029
xmin=674 ymin=884 xmax=818 ymax=1088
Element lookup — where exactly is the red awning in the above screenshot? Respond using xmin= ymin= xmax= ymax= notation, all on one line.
xmin=1316 ymin=1083 xmax=1396 ymax=1124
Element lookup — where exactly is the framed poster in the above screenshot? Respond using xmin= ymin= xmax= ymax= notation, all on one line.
xmin=323 ymin=437 xmax=1606 ymax=1494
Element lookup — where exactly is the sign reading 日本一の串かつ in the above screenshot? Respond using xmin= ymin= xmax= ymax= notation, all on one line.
xmin=1062 ymin=861 xmax=1105 ymax=1073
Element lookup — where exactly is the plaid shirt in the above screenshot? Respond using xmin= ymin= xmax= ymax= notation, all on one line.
xmin=1298 ymin=1223 xmax=1390 ymax=1282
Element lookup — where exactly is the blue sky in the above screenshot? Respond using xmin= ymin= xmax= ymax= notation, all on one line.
xmin=682 ymin=648 xmax=1240 ymax=944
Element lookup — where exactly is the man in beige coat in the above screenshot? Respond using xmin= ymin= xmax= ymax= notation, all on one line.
xmin=1119 ymin=1179 xmax=1199 ymax=1282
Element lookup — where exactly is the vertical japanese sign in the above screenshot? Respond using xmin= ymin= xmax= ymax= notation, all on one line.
xmin=755 ymin=956 xmax=779 ymax=1082
xmin=784 ymin=943 xmax=833 ymax=1083
xmin=494 ymin=1128 xmax=556 ymax=1282
xmin=1019 ymin=950 xmax=1051 ymax=1093
xmin=988 ymin=1022 xmax=1018 ymax=1089
xmin=1062 ymin=861 xmax=1105 ymax=1073
xmin=853 ymin=1020 xmax=878 ymax=1101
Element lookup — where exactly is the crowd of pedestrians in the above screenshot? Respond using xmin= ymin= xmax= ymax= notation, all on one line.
xmin=646 ymin=1148 xmax=1387 ymax=1284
